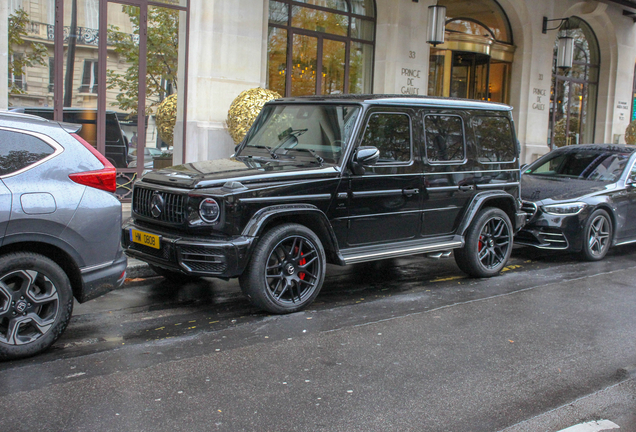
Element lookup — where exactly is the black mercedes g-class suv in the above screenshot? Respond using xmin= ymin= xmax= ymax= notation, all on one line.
xmin=123 ymin=95 xmax=526 ymax=313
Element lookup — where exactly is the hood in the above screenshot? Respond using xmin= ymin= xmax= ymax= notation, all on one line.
xmin=140 ymin=157 xmax=340 ymax=189
xmin=521 ymin=174 xmax=613 ymax=203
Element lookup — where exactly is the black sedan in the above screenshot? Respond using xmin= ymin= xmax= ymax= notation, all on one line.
xmin=515 ymin=144 xmax=636 ymax=261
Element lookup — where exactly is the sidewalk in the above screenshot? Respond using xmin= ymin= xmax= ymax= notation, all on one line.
xmin=121 ymin=202 xmax=156 ymax=280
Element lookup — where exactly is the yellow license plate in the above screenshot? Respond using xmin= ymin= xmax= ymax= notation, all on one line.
xmin=130 ymin=229 xmax=161 ymax=250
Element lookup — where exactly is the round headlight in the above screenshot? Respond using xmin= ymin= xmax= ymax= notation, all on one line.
xmin=199 ymin=198 xmax=220 ymax=223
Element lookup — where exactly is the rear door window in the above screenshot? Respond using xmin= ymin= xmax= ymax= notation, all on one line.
xmin=0 ymin=130 xmax=56 ymax=176
xmin=473 ymin=116 xmax=516 ymax=163
xmin=424 ymin=114 xmax=465 ymax=163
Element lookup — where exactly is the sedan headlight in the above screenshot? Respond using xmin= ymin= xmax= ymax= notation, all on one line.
xmin=199 ymin=198 xmax=220 ymax=223
xmin=541 ymin=202 xmax=587 ymax=215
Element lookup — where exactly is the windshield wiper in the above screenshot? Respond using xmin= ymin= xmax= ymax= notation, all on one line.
xmin=242 ymin=145 xmax=278 ymax=159
xmin=280 ymin=148 xmax=324 ymax=166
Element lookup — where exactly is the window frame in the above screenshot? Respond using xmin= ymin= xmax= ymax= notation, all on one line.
xmin=0 ymin=127 xmax=64 ymax=179
xmin=423 ymin=113 xmax=467 ymax=165
xmin=359 ymin=111 xmax=414 ymax=167
xmin=80 ymin=59 xmax=99 ymax=94
xmin=267 ymin=0 xmax=377 ymax=96
xmin=8 ymin=53 xmax=26 ymax=92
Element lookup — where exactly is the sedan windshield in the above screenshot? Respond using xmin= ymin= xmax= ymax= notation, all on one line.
xmin=525 ymin=149 xmax=631 ymax=182
xmin=239 ymin=104 xmax=361 ymax=165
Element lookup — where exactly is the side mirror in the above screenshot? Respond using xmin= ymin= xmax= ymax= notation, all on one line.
xmin=351 ymin=146 xmax=380 ymax=175
xmin=627 ymin=174 xmax=636 ymax=189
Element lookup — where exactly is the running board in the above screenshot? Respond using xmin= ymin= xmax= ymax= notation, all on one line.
xmin=340 ymin=237 xmax=464 ymax=265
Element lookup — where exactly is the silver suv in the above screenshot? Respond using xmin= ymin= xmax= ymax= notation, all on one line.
xmin=0 ymin=112 xmax=127 ymax=360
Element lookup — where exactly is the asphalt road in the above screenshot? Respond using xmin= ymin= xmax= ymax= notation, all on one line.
xmin=1 ymin=245 xmax=636 ymax=431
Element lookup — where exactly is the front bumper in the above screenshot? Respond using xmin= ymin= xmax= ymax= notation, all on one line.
xmin=121 ymin=222 xmax=255 ymax=279
xmin=514 ymin=211 xmax=586 ymax=251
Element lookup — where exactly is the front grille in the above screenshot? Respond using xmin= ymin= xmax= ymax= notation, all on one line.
xmin=178 ymin=244 xmax=227 ymax=274
xmin=515 ymin=227 xmax=568 ymax=249
xmin=133 ymin=187 xmax=187 ymax=224
xmin=521 ymin=201 xmax=538 ymax=221
xmin=537 ymin=228 xmax=568 ymax=248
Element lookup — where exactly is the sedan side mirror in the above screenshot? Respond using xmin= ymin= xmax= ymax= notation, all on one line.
xmin=351 ymin=146 xmax=380 ymax=175
xmin=627 ymin=174 xmax=636 ymax=189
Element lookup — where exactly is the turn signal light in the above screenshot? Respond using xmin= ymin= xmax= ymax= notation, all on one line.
xmin=68 ymin=133 xmax=117 ymax=193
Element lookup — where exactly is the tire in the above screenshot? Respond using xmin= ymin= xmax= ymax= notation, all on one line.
xmin=0 ymin=253 xmax=73 ymax=360
xmin=149 ymin=265 xmax=201 ymax=283
xmin=455 ymin=207 xmax=513 ymax=278
xmin=579 ymin=209 xmax=612 ymax=261
xmin=239 ymin=223 xmax=326 ymax=314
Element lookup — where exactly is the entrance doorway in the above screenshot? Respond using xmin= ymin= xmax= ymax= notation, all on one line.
xmin=427 ymin=0 xmax=514 ymax=104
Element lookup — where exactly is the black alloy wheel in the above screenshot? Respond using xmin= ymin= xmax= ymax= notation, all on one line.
xmin=239 ymin=223 xmax=326 ymax=314
xmin=580 ymin=209 xmax=612 ymax=261
xmin=455 ymin=207 xmax=513 ymax=278
xmin=0 ymin=253 xmax=73 ymax=360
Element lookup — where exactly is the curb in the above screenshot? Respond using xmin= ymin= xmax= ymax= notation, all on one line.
xmin=125 ymin=258 xmax=156 ymax=280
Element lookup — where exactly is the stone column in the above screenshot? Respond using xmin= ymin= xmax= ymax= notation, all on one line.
xmin=184 ymin=0 xmax=266 ymax=163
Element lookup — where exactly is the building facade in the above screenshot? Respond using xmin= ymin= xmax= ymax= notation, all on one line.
xmin=3 ymin=0 xmax=636 ymax=199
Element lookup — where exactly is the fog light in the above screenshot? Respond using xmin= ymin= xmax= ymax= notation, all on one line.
xmin=199 ymin=198 xmax=220 ymax=223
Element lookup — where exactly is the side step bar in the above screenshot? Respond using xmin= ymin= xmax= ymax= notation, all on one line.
xmin=340 ymin=237 xmax=463 ymax=265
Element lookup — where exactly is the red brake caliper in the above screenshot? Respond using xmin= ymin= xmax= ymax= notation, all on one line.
xmin=478 ymin=235 xmax=484 ymax=252
xmin=295 ymin=247 xmax=306 ymax=280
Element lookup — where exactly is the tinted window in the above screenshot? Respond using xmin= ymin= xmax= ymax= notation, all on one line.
xmin=473 ymin=116 xmax=515 ymax=163
xmin=526 ymin=149 xmax=630 ymax=182
xmin=360 ymin=113 xmax=411 ymax=163
xmin=424 ymin=115 xmax=465 ymax=162
xmin=0 ymin=130 xmax=55 ymax=176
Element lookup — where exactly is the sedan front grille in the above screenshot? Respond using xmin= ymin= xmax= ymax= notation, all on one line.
xmin=521 ymin=201 xmax=538 ymax=221
xmin=515 ymin=227 xmax=568 ymax=249
xmin=133 ymin=187 xmax=187 ymax=224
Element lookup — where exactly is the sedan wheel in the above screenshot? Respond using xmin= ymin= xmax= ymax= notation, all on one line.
xmin=0 ymin=253 xmax=73 ymax=360
xmin=580 ymin=209 xmax=612 ymax=261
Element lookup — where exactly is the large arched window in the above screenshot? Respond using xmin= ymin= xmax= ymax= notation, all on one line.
xmin=267 ymin=0 xmax=376 ymax=96
xmin=548 ymin=17 xmax=599 ymax=148
xmin=427 ymin=0 xmax=514 ymax=104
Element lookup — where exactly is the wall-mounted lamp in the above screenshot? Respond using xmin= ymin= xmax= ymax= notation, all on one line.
xmin=427 ymin=4 xmax=447 ymax=47
xmin=542 ymin=16 xmax=573 ymax=69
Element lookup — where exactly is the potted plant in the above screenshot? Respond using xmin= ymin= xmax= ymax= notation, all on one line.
xmin=153 ymin=149 xmax=173 ymax=169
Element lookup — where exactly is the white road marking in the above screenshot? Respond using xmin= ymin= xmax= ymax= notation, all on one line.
xmin=557 ymin=420 xmax=620 ymax=432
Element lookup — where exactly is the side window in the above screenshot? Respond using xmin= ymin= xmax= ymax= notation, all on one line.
xmin=424 ymin=115 xmax=465 ymax=163
xmin=0 ymin=130 xmax=55 ymax=176
xmin=473 ymin=116 xmax=516 ymax=163
xmin=360 ymin=113 xmax=411 ymax=163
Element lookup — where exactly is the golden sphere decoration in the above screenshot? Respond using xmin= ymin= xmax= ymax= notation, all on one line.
xmin=227 ymin=88 xmax=282 ymax=145
xmin=156 ymin=94 xmax=178 ymax=146
xmin=626 ymin=120 xmax=636 ymax=145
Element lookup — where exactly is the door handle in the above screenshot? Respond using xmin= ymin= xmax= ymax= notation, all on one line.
xmin=402 ymin=188 xmax=420 ymax=196
xmin=458 ymin=185 xmax=475 ymax=191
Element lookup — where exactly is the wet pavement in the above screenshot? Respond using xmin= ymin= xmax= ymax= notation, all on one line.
xmin=1 ymin=240 xmax=636 ymax=431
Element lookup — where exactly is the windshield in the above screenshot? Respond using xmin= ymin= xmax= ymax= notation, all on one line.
xmin=526 ymin=149 xmax=630 ymax=182
xmin=239 ymin=104 xmax=361 ymax=165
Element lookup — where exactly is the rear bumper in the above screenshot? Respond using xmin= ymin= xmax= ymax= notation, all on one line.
xmin=78 ymin=250 xmax=127 ymax=303
xmin=121 ymin=223 xmax=254 ymax=279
